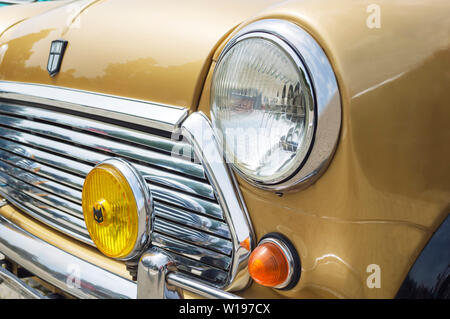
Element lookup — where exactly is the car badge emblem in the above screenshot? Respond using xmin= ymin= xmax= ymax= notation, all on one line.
xmin=47 ymin=39 xmax=68 ymax=77
xmin=93 ymin=203 xmax=105 ymax=224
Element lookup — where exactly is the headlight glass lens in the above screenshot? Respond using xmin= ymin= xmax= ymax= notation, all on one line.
xmin=211 ymin=36 xmax=315 ymax=184
xmin=82 ymin=163 xmax=138 ymax=259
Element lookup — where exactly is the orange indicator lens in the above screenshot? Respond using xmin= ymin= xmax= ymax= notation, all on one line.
xmin=248 ymin=242 xmax=289 ymax=287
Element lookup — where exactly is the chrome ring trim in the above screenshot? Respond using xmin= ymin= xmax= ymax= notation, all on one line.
xmin=0 ymin=81 xmax=188 ymax=132
xmin=0 ymin=214 xmax=136 ymax=299
xmin=84 ymin=158 xmax=154 ymax=261
xmin=180 ymin=112 xmax=255 ymax=291
xmin=259 ymin=237 xmax=296 ymax=289
xmin=213 ymin=19 xmax=342 ymax=191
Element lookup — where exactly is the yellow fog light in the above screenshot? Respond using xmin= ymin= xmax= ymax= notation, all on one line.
xmin=82 ymin=158 xmax=152 ymax=260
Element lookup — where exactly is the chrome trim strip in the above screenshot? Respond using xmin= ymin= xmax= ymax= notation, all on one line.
xmin=0 ymin=118 xmax=205 ymax=179
xmin=0 ymin=81 xmax=188 ymax=132
xmin=0 ymin=103 xmax=194 ymax=159
xmin=214 ymin=19 xmax=342 ymax=191
xmin=0 ymin=214 xmax=136 ymax=299
xmin=154 ymin=202 xmax=231 ymax=239
xmin=181 ymin=112 xmax=255 ymax=291
xmin=0 ymin=266 xmax=47 ymax=299
xmin=154 ymin=218 xmax=232 ymax=256
xmin=152 ymin=232 xmax=231 ymax=270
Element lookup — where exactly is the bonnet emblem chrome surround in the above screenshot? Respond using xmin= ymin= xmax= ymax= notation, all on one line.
xmin=47 ymin=40 xmax=68 ymax=77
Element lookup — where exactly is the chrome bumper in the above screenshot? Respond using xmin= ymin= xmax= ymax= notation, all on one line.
xmin=0 ymin=214 xmax=136 ymax=299
xmin=0 ymin=264 xmax=47 ymax=299
xmin=0 ymin=214 xmax=242 ymax=299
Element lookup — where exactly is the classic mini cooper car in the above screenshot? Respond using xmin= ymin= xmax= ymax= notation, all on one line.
xmin=0 ymin=0 xmax=448 ymax=299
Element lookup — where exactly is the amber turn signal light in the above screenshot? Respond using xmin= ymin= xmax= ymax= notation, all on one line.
xmin=248 ymin=233 xmax=301 ymax=290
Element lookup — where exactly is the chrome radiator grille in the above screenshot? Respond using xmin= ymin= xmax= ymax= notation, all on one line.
xmin=0 ymin=102 xmax=232 ymax=286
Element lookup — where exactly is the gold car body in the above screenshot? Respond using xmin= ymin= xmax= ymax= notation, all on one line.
xmin=0 ymin=0 xmax=448 ymax=299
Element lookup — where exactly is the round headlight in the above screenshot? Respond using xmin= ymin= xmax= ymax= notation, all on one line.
xmin=211 ymin=20 xmax=341 ymax=191
xmin=211 ymin=35 xmax=315 ymax=185
xmin=82 ymin=158 xmax=152 ymax=260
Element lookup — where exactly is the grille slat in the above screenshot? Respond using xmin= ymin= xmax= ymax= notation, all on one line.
xmin=0 ymin=139 xmax=222 ymax=223
xmin=150 ymin=185 xmax=223 ymax=220
xmin=0 ymin=137 xmax=215 ymax=200
xmin=0 ymin=169 xmax=83 ymax=219
xmin=135 ymin=163 xmax=215 ymax=200
xmin=154 ymin=202 xmax=231 ymax=239
xmin=0 ymin=132 xmax=215 ymax=199
xmin=0 ymin=103 xmax=195 ymax=158
xmin=152 ymin=232 xmax=231 ymax=271
xmin=154 ymin=218 xmax=232 ymax=256
xmin=0 ymin=137 xmax=92 ymax=177
xmin=0 ymin=157 xmax=82 ymax=204
xmin=150 ymin=246 xmax=229 ymax=285
xmin=0 ymin=182 xmax=90 ymax=244
xmin=0 ymin=149 xmax=85 ymax=190
xmin=0 ymin=123 xmax=205 ymax=180
xmin=0 ymin=102 xmax=235 ymax=287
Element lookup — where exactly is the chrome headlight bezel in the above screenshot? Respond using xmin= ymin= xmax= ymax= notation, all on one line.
xmin=210 ymin=19 xmax=341 ymax=192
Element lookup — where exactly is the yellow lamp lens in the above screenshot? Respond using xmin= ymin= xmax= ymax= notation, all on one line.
xmin=82 ymin=163 xmax=138 ymax=259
